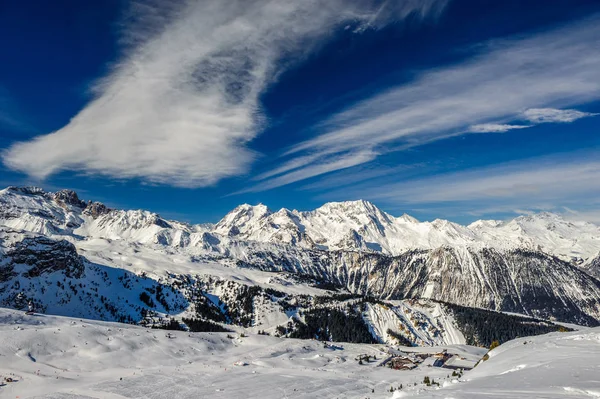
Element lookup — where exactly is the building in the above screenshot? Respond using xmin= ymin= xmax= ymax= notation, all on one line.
xmin=388 ymin=357 xmax=418 ymax=370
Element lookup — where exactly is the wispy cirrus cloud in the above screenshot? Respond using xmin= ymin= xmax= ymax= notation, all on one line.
xmin=2 ymin=0 xmax=446 ymax=188
xmin=523 ymin=108 xmax=598 ymax=124
xmin=562 ymin=207 xmax=600 ymax=224
xmin=467 ymin=124 xmax=531 ymax=133
xmin=299 ymin=163 xmax=423 ymax=192
xmin=233 ymin=149 xmax=378 ymax=194
xmin=466 ymin=107 xmax=597 ymax=133
xmin=369 ymin=156 xmax=600 ymax=204
xmin=243 ymin=15 xmax=600 ymax=193
xmin=320 ymin=151 xmax=600 ymax=219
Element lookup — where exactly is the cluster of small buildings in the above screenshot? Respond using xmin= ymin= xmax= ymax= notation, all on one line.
xmin=384 ymin=348 xmax=476 ymax=371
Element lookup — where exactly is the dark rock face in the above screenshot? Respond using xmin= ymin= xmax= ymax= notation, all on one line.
xmin=585 ymin=254 xmax=600 ymax=279
xmin=7 ymin=186 xmax=46 ymax=196
xmin=52 ymin=190 xmax=86 ymax=208
xmin=0 ymin=234 xmax=189 ymax=322
xmin=84 ymin=201 xmax=111 ymax=218
xmin=231 ymin=245 xmax=600 ymax=326
xmin=149 ymin=215 xmax=171 ymax=229
xmin=8 ymin=236 xmax=84 ymax=279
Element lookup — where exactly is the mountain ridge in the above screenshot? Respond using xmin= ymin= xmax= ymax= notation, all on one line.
xmin=7 ymin=186 xmax=597 ymax=263
xmin=2 ymin=185 xmax=600 ymax=327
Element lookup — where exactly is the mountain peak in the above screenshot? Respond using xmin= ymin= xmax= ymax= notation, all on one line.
xmin=398 ymin=213 xmax=419 ymax=224
xmin=314 ymin=199 xmax=385 ymax=218
xmin=321 ymin=199 xmax=376 ymax=209
xmin=232 ymin=203 xmax=271 ymax=214
xmin=514 ymin=211 xmax=563 ymax=222
xmin=214 ymin=203 xmax=273 ymax=237
xmin=53 ymin=189 xmax=86 ymax=208
xmin=2 ymin=186 xmax=600 ymax=263
xmin=468 ymin=219 xmax=503 ymax=230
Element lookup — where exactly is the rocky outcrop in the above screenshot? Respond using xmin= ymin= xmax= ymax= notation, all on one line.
xmin=231 ymin=244 xmax=600 ymax=326
xmin=52 ymin=190 xmax=86 ymax=208
xmin=9 ymin=236 xmax=84 ymax=279
xmin=83 ymin=201 xmax=111 ymax=218
xmin=585 ymin=253 xmax=600 ymax=279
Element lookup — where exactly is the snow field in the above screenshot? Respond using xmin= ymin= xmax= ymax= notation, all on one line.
xmin=0 ymin=308 xmax=486 ymax=399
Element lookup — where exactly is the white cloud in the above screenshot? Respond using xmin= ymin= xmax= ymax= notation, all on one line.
xmin=234 ymin=149 xmax=378 ymax=194
xmin=467 ymin=123 xmax=531 ymax=133
xmin=252 ymin=153 xmax=321 ymax=181
xmin=523 ymin=108 xmax=598 ymax=123
xmin=2 ymin=0 xmax=446 ymax=187
xmin=246 ymin=15 xmax=600 ymax=192
xmin=561 ymin=207 xmax=600 ymax=224
xmin=306 ymin=150 xmax=600 ymax=223
xmin=340 ymin=152 xmax=600 ymax=207
xmin=299 ymin=163 xmax=421 ymax=191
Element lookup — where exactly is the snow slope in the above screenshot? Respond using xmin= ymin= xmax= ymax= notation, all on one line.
xmin=0 ymin=308 xmax=486 ymax=399
xmin=1 ymin=308 xmax=597 ymax=399
xmin=407 ymin=328 xmax=600 ymax=398
xmin=363 ymin=300 xmax=466 ymax=347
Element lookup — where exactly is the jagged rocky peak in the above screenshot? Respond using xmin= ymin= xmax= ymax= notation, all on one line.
xmin=52 ymin=189 xmax=86 ymax=208
xmin=223 ymin=203 xmax=272 ymax=221
xmin=148 ymin=214 xmax=171 ymax=229
xmin=429 ymin=218 xmax=471 ymax=236
xmin=96 ymin=210 xmax=155 ymax=228
xmin=431 ymin=218 xmax=450 ymax=229
xmin=83 ymin=201 xmax=111 ymax=218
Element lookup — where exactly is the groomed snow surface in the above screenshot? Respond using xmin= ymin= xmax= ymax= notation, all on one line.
xmin=1 ymin=309 xmax=598 ymax=398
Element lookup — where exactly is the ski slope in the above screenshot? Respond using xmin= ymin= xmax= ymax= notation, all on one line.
xmin=0 ymin=308 xmax=485 ymax=398
xmin=409 ymin=327 xmax=600 ymax=398
xmin=1 ymin=308 xmax=598 ymax=398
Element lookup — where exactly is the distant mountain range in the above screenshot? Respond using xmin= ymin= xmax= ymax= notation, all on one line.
xmin=1 ymin=186 xmax=599 ymax=340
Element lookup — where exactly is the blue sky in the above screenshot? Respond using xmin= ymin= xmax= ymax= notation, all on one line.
xmin=1 ymin=0 xmax=599 ymax=224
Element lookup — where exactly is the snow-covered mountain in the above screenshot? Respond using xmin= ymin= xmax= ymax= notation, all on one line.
xmin=586 ymin=253 xmax=600 ymax=279
xmin=214 ymin=200 xmax=600 ymax=263
xmin=214 ymin=200 xmax=481 ymax=254
xmin=3 ymin=186 xmax=600 ymax=263
xmin=1 ymin=186 xmax=600 ymax=329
